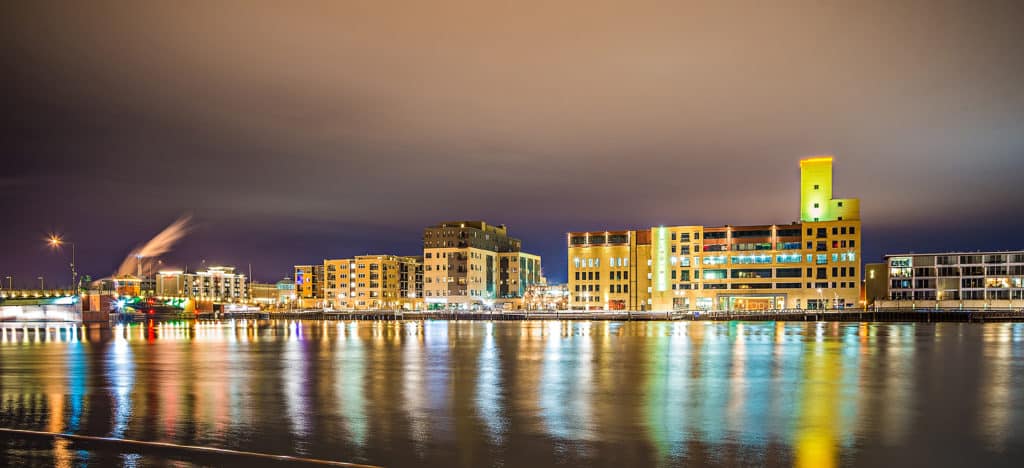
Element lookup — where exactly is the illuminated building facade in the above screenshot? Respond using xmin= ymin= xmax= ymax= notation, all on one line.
xmin=423 ymin=221 xmax=543 ymax=309
xmin=499 ymin=251 xmax=543 ymax=302
xmin=276 ymin=278 xmax=296 ymax=304
xmin=568 ymin=156 xmax=861 ymax=311
xmin=293 ymin=264 xmax=323 ymax=306
xmin=156 ymin=266 xmax=248 ymax=302
xmin=880 ymin=251 xmax=1024 ymax=308
xmin=249 ymin=282 xmax=280 ymax=306
xmin=323 ymin=255 xmax=424 ymax=310
xmin=523 ymin=283 xmax=569 ymax=310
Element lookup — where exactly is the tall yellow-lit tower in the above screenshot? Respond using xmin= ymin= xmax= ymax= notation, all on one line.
xmin=800 ymin=156 xmax=859 ymax=222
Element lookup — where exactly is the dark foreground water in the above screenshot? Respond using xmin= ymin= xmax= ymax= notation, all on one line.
xmin=1 ymin=320 xmax=1023 ymax=467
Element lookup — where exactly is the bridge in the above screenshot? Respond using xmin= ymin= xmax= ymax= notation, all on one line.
xmin=0 ymin=290 xmax=83 ymax=324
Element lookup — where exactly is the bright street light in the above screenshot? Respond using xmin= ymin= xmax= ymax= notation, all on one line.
xmin=46 ymin=233 xmax=77 ymax=291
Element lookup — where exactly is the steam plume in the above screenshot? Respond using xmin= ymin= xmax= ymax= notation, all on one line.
xmin=116 ymin=215 xmax=192 ymax=277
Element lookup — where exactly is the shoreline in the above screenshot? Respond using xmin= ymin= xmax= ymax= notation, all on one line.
xmin=213 ymin=309 xmax=1024 ymax=323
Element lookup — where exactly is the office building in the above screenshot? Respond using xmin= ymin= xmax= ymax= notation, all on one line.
xmin=878 ymin=251 xmax=1024 ymax=309
xmin=567 ymin=156 xmax=861 ymax=311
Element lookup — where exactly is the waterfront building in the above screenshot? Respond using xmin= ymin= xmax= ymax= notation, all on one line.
xmin=499 ymin=251 xmax=543 ymax=303
xmin=567 ymin=156 xmax=861 ymax=311
xmin=877 ymin=251 xmax=1024 ymax=309
xmin=276 ymin=278 xmax=296 ymax=305
xmin=523 ymin=283 xmax=569 ymax=310
xmin=249 ymin=282 xmax=280 ymax=306
xmin=323 ymin=254 xmax=424 ymax=310
xmin=423 ymin=221 xmax=543 ymax=309
xmin=293 ymin=264 xmax=324 ymax=307
xmin=96 ymin=275 xmax=156 ymax=296
xmin=156 ymin=266 xmax=248 ymax=302
xmin=864 ymin=263 xmax=888 ymax=306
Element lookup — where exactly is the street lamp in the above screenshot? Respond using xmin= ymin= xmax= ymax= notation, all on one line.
xmin=4 ymin=276 xmax=10 ymax=290
xmin=816 ymin=288 xmax=824 ymax=311
xmin=47 ymin=234 xmax=77 ymax=291
xmin=38 ymin=276 xmax=45 ymax=290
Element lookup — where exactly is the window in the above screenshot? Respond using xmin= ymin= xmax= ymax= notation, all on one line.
xmin=777 ymin=268 xmax=802 ymax=278
xmin=850 ymin=227 xmax=856 ymax=235
xmin=702 ymin=269 xmax=727 ymax=280
xmin=838 ymin=201 xmax=844 ymax=207
xmin=813 ymin=203 xmax=819 ymax=208
xmin=813 ymin=184 xmax=819 ymax=190
xmin=832 ymin=227 xmax=838 ymax=235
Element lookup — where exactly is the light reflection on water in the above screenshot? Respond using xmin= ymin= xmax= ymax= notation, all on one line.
xmin=2 ymin=320 xmax=1024 ymax=467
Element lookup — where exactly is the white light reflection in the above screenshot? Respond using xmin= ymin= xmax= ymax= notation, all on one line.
xmin=282 ymin=323 xmax=311 ymax=451
xmin=475 ymin=321 xmax=505 ymax=445
xmin=337 ymin=321 xmax=368 ymax=450
xmin=402 ymin=321 xmax=428 ymax=455
xmin=108 ymin=336 xmax=134 ymax=438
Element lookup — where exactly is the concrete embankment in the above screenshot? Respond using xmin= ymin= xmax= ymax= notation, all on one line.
xmin=233 ymin=309 xmax=1024 ymax=323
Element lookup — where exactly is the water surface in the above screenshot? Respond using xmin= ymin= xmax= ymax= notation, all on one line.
xmin=2 ymin=320 xmax=1023 ymax=467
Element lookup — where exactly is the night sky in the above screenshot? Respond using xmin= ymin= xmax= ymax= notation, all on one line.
xmin=2 ymin=0 xmax=1023 ymax=287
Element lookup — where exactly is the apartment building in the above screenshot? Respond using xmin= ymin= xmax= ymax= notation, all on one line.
xmin=423 ymin=221 xmax=543 ymax=309
xmin=568 ymin=156 xmax=861 ymax=311
xmin=323 ymin=255 xmax=423 ymax=310
xmin=879 ymin=251 xmax=1024 ymax=309
xmin=293 ymin=264 xmax=323 ymax=307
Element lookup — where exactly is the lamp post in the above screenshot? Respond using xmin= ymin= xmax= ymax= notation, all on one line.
xmin=816 ymin=288 xmax=824 ymax=311
xmin=5 ymin=276 xmax=11 ymax=290
xmin=38 ymin=276 xmax=45 ymax=290
xmin=47 ymin=234 xmax=77 ymax=292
